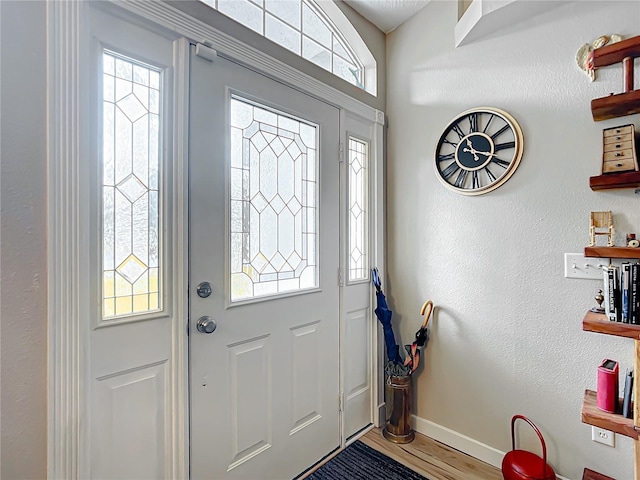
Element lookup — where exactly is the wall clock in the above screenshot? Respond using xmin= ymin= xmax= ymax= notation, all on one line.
xmin=434 ymin=107 xmax=524 ymax=195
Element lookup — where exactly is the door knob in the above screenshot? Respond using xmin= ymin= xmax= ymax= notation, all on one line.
xmin=196 ymin=316 xmax=217 ymax=334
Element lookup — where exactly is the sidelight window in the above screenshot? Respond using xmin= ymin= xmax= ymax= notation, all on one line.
xmin=347 ymin=137 xmax=368 ymax=282
xmin=102 ymin=52 xmax=162 ymax=319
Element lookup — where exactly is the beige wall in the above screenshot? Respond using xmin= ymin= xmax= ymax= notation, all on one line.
xmin=0 ymin=1 xmax=384 ymax=478
xmin=386 ymin=1 xmax=639 ymax=478
xmin=1 ymin=2 xmax=48 ymax=479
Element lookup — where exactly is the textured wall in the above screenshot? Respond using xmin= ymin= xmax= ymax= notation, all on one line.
xmin=0 ymin=2 xmax=48 ymax=479
xmin=386 ymin=1 xmax=639 ymax=478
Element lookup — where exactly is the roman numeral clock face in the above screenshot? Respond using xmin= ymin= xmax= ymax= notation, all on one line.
xmin=434 ymin=108 xmax=524 ymax=195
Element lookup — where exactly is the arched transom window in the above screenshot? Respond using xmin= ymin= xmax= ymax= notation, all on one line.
xmin=199 ymin=0 xmax=377 ymax=95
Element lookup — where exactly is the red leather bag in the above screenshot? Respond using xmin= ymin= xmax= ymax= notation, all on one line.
xmin=502 ymin=415 xmax=556 ymax=480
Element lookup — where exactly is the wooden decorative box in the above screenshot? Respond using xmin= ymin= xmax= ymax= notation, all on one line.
xmin=602 ymin=124 xmax=638 ymax=174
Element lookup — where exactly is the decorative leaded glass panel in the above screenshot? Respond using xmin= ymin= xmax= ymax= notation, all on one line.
xmin=348 ymin=137 xmax=368 ymax=282
xmin=230 ymin=97 xmax=318 ymax=301
xmin=102 ymin=51 xmax=161 ymax=319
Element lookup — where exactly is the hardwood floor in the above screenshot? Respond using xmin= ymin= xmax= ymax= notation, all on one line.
xmin=346 ymin=428 xmax=502 ymax=480
xmin=299 ymin=427 xmax=503 ymax=480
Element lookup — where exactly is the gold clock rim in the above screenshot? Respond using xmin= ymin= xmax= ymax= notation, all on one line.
xmin=434 ymin=107 xmax=524 ymax=196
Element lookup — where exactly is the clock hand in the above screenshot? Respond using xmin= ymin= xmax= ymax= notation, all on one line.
xmin=462 ymin=147 xmax=479 ymax=162
xmin=463 ymin=137 xmax=495 ymax=162
xmin=474 ymin=150 xmax=495 ymax=157
xmin=462 ymin=138 xmax=480 ymax=161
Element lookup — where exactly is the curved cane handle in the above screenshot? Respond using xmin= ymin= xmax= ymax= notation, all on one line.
xmin=420 ymin=300 xmax=433 ymax=329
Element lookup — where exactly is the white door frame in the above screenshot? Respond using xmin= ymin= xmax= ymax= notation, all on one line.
xmin=46 ymin=1 xmax=385 ymax=478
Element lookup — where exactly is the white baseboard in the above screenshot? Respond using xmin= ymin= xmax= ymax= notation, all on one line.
xmin=376 ymin=402 xmax=385 ymax=428
xmin=412 ymin=415 xmax=570 ymax=480
xmin=412 ymin=415 xmax=504 ymax=468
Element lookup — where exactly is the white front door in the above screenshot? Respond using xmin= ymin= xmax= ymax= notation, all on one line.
xmin=189 ymin=46 xmax=341 ymax=479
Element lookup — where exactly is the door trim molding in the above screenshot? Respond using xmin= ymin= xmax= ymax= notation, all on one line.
xmin=171 ymin=37 xmax=191 ymax=480
xmin=47 ymin=2 xmax=89 ymax=477
xmin=370 ymin=112 xmax=385 ymax=428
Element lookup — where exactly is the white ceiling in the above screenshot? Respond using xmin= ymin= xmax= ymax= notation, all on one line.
xmin=343 ymin=0 xmax=431 ymax=33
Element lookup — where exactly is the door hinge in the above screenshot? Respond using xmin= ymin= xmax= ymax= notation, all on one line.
xmin=339 ymin=142 xmax=345 ymax=163
xmin=195 ymin=42 xmax=218 ymax=62
xmin=339 ymin=392 xmax=345 ymax=412
xmin=338 ymin=267 xmax=343 ymax=286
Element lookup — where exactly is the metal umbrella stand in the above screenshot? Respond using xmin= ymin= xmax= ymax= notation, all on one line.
xmin=372 ymin=269 xmax=433 ymax=444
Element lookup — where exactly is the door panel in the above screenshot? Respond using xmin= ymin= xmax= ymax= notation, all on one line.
xmin=227 ymin=335 xmax=271 ymax=468
xmin=291 ymin=321 xmax=322 ymax=432
xmin=92 ymin=361 xmax=167 ymax=479
xmin=344 ymin=307 xmax=371 ymax=436
xmin=189 ymin=46 xmax=340 ymax=480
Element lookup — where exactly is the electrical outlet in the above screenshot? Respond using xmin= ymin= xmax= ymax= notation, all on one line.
xmin=564 ymin=253 xmax=609 ymax=279
xmin=592 ymin=426 xmax=615 ymax=447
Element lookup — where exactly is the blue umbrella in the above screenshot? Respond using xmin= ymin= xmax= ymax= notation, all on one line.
xmin=372 ymin=268 xmax=403 ymax=365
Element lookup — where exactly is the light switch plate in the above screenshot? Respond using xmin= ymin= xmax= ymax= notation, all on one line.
xmin=564 ymin=253 xmax=609 ymax=280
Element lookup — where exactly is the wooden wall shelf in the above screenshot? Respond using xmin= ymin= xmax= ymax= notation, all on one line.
xmin=591 ymin=35 xmax=640 ymax=121
xmin=592 ymin=90 xmax=640 ymax=122
xmin=583 ymin=34 xmax=640 ymax=479
xmin=583 ymin=310 xmax=640 ymax=339
xmin=589 ymin=170 xmax=640 ymax=191
xmin=592 ymin=35 xmax=640 ymax=68
xmin=585 ymin=246 xmax=640 ymax=259
xmin=581 ymin=389 xmax=637 ymax=439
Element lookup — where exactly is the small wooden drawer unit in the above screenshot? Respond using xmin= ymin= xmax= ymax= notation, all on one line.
xmin=602 ymin=124 xmax=638 ymax=173
xmin=602 ymin=125 xmax=638 ymax=173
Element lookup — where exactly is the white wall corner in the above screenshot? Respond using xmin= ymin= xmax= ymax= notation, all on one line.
xmin=455 ymin=0 xmax=574 ymax=48
xmin=411 ymin=415 xmax=571 ymax=480
xmin=454 ymin=0 xmax=484 ymax=48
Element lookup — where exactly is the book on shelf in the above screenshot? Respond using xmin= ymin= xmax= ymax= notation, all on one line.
xmin=603 ymin=265 xmax=621 ymax=322
xmin=622 ymin=262 xmax=631 ymax=323
xmin=602 ymin=263 xmax=640 ymax=324
xmin=603 ymin=265 xmax=612 ymax=321
xmin=632 ymin=263 xmax=639 ymax=325
xmin=623 ymin=368 xmax=634 ymax=419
